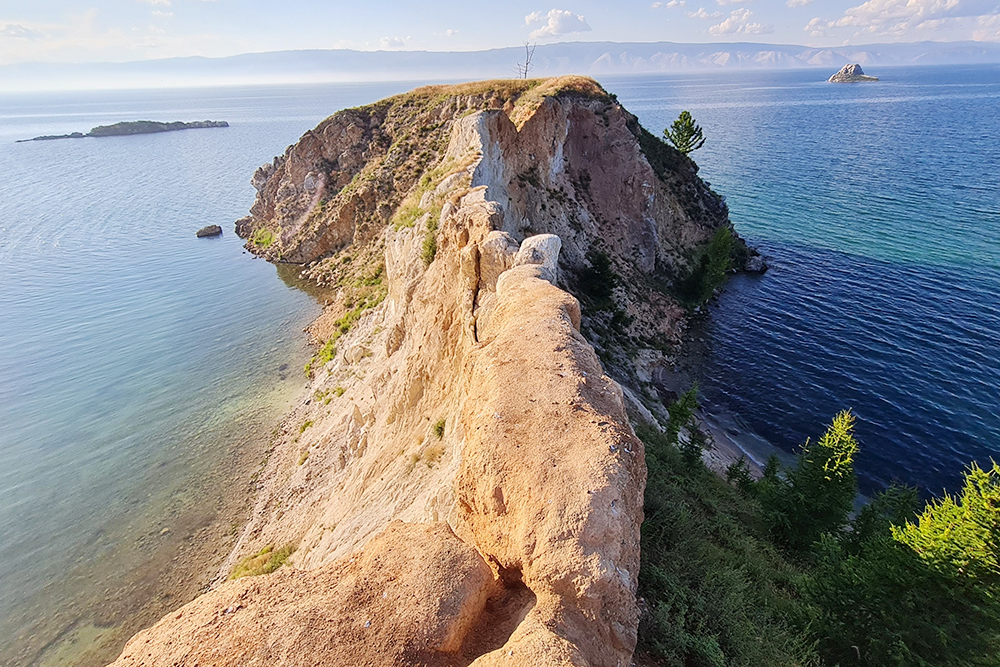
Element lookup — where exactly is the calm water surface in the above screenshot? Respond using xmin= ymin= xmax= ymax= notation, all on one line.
xmin=0 ymin=81 xmax=414 ymax=666
xmin=610 ymin=65 xmax=1000 ymax=495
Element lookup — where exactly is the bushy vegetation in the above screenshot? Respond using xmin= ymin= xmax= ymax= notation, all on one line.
xmin=638 ymin=395 xmax=1000 ymax=666
xmin=228 ymin=544 xmax=296 ymax=580
xmin=677 ymin=227 xmax=736 ymax=305
xmin=251 ymin=227 xmax=275 ymax=249
xmin=303 ymin=264 xmax=387 ymax=376
xmin=577 ymin=248 xmax=618 ymax=311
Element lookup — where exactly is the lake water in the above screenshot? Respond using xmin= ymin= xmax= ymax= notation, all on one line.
xmin=609 ymin=65 xmax=1000 ymax=496
xmin=0 ymin=66 xmax=997 ymax=664
xmin=0 ymin=82 xmax=414 ymax=666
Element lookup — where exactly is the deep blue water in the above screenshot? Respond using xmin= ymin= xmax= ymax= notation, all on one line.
xmin=609 ymin=65 xmax=1000 ymax=495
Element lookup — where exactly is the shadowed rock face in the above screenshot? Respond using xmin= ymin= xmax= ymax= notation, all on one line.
xmin=829 ymin=63 xmax=879 ymax=82
xmin=110 ymin=77 xmax=735 ymax=667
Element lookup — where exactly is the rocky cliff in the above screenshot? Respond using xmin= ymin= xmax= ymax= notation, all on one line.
xmin=111 ymin=77 xmax=746 ymax=666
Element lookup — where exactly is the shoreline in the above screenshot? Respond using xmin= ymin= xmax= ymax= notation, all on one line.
xmin=699 ymin=405 xmax=796 ymax=476
xmin=3 ymin=358 xmax=314 ymax=667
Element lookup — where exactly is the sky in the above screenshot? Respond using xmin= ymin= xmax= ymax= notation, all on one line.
xmin=1 ymin=0 xmax=999 ymax=65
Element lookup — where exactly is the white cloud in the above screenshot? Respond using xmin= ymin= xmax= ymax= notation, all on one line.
xmin=524 ymin=9 xmax=592 ymax=39
xmin=709 ymin=7 xmax=775 ymax=34
xmin=786 ymin=0 xmax=814 ymax=6
xmin=688 ymin=7 xmax=724 ymax=18
xmin=380 ymin=36 xmax=410 ymax=49
xmin=652 ymin=1 xmax=686 ymax=8
xmin=137 ymin=0 xmax=171 ymax=5
xmin=806 ymin=0 xmax=1000 ymax=39
xmin=0 ymin=23 xmax=46 ymax=39
xmin=716 ymin=0 xmax=754 ymax=6
xmin=974 ymin=13 xmax=1000 ymax=39
xmin=446 ymin=29 xmax=459 ymax=36
xmin=152 ymin=11 xmax=174 ymax=17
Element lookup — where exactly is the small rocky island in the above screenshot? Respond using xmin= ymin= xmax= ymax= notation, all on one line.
xmin=828 ymin=63 xmax=878 ymax=83
xmin=18 ymin=120 xmax=228 ymax=142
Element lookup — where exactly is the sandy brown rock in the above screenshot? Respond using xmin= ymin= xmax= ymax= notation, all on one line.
xmin=457 ymin=265 xmax=645 ymax=666
xmin=111 ymin=78 xmax=740 ymax=667
xmin=110 ymin=522 xmax=495 ymax=667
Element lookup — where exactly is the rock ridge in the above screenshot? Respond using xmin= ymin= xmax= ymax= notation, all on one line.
xmin=110 ymin=76 xmax=744 ymax=666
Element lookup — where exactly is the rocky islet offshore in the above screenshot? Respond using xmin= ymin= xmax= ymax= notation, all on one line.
xmin=828 ymin=63 xmax=879 ymax=82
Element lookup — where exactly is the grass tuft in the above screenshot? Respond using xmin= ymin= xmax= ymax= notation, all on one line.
xmin=228 ymin=544 xmax=296 ymax=580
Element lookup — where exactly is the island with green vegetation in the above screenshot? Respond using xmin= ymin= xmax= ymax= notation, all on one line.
xmin=17 ymin=120 xmax=228 ymax=142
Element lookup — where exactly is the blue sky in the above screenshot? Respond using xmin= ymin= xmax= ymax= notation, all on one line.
xmin=1 ymin=0 xmax=998 ymax=64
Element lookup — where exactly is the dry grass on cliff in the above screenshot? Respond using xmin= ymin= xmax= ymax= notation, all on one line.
xmin=228 ymin=544 xmax=296 ymax=580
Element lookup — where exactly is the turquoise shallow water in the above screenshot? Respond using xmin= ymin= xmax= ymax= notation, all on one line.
xmin=0 ymin=66 xmax=997 ymax=664
xmin=609 ymin=65 xmax=1000 ymax=495
xmin=0 ymin=82 xmax=414 ymax=665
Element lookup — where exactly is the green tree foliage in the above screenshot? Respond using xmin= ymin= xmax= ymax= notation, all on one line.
xmin=679 ymin=227 xmax=735 ymax=305
xmin=666 ymin=384 xmax=699 ymax=447
xmin=577 ymin=248 xmax=618 ymax=311
xmin=638 ymin=407 xmax=1000 ymax=667
xmin=663 ymin=110 xmax=706 ymax=155
xmin=893 ymin=462 xmax=1000 ymax=584
xmin=665 ymin=385 xmax=707 ymax=467
xmin=806 ymin=465 xmax=1000 ymax=666
xmin=636 ymin=423 xmax=820 ymax=667
xmin=760 ymin=410 xmax=859 ymax=552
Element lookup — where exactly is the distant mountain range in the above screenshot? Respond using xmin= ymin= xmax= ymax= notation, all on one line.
xmin=4 ymin=40 xmax=1000 ymax=91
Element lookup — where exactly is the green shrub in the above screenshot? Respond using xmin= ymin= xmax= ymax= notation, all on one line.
xmin=251 ymin=228 xmax=275 ymax=248
xmin=577 ymin=249 xmax=617 ymax=311
xmin=422 ymin=231 xmax=437 ymax=266
xmin=228 ymin=544 xmax=295 ymax=580
xmin=805 ymin=465 xmax=1000 ymax=666
xmin=678 ymin=227 xmax=735 ymax=305
xmin=636 ymin=423 xmax=819 ymax=666
xmin=666 ymin=384 xmax=699 ymax=448
xmin=759 ymin=410 xmax=859 ymax=553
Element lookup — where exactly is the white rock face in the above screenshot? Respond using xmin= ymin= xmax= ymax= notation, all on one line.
xmin=829 ymin=63 xmax=878 ymax=83
xmin=513 ymin=233 xmax=562 ymax=284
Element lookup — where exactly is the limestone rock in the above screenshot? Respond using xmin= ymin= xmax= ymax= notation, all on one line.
xmin=744 ymin=252 xmax=768 ymax=273
xmin=829 ymin=64 xmax=878 ymax=83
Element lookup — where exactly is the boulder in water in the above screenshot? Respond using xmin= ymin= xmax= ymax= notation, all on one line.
xmin=196 ymin=225 xmax=223 ymax=238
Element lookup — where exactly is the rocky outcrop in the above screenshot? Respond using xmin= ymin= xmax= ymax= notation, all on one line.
xmin=828 ymin=64 xmax=878 ymax=82
xmin=111 ymin=77 xmax=742 ymax=666
xmin=17 ymin=120 xmax=229 ymax=142
xmin=195 ymin=224 xmax=222 ymax=238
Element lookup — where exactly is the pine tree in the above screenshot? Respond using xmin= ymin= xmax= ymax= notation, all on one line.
xmin=766 ymin=410 xmax=859 ymax=552
xmin=663 ymin=111 xmax=706 ymax=155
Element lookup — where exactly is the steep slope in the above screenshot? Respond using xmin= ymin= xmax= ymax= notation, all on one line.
xmin=111 ymin=77 xmax=741 ymax=667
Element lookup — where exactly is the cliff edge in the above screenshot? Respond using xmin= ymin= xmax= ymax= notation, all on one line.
xmin=111 ymin=77 xmax=745 ymax=666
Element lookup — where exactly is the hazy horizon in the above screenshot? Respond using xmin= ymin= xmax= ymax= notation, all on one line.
xmin=2 ymin=0 xmax=999 ymax=67
xmin=3 ymin=38 xmax=1000 ymax=92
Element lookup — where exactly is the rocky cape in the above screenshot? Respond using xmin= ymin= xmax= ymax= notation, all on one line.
xmin=828 ymin=63 xmax=878 ymax=82
xmin=110 ymin=77 xmax=754 ymax=666
xmin=17 ymin=120 xmax=228 ymax=142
